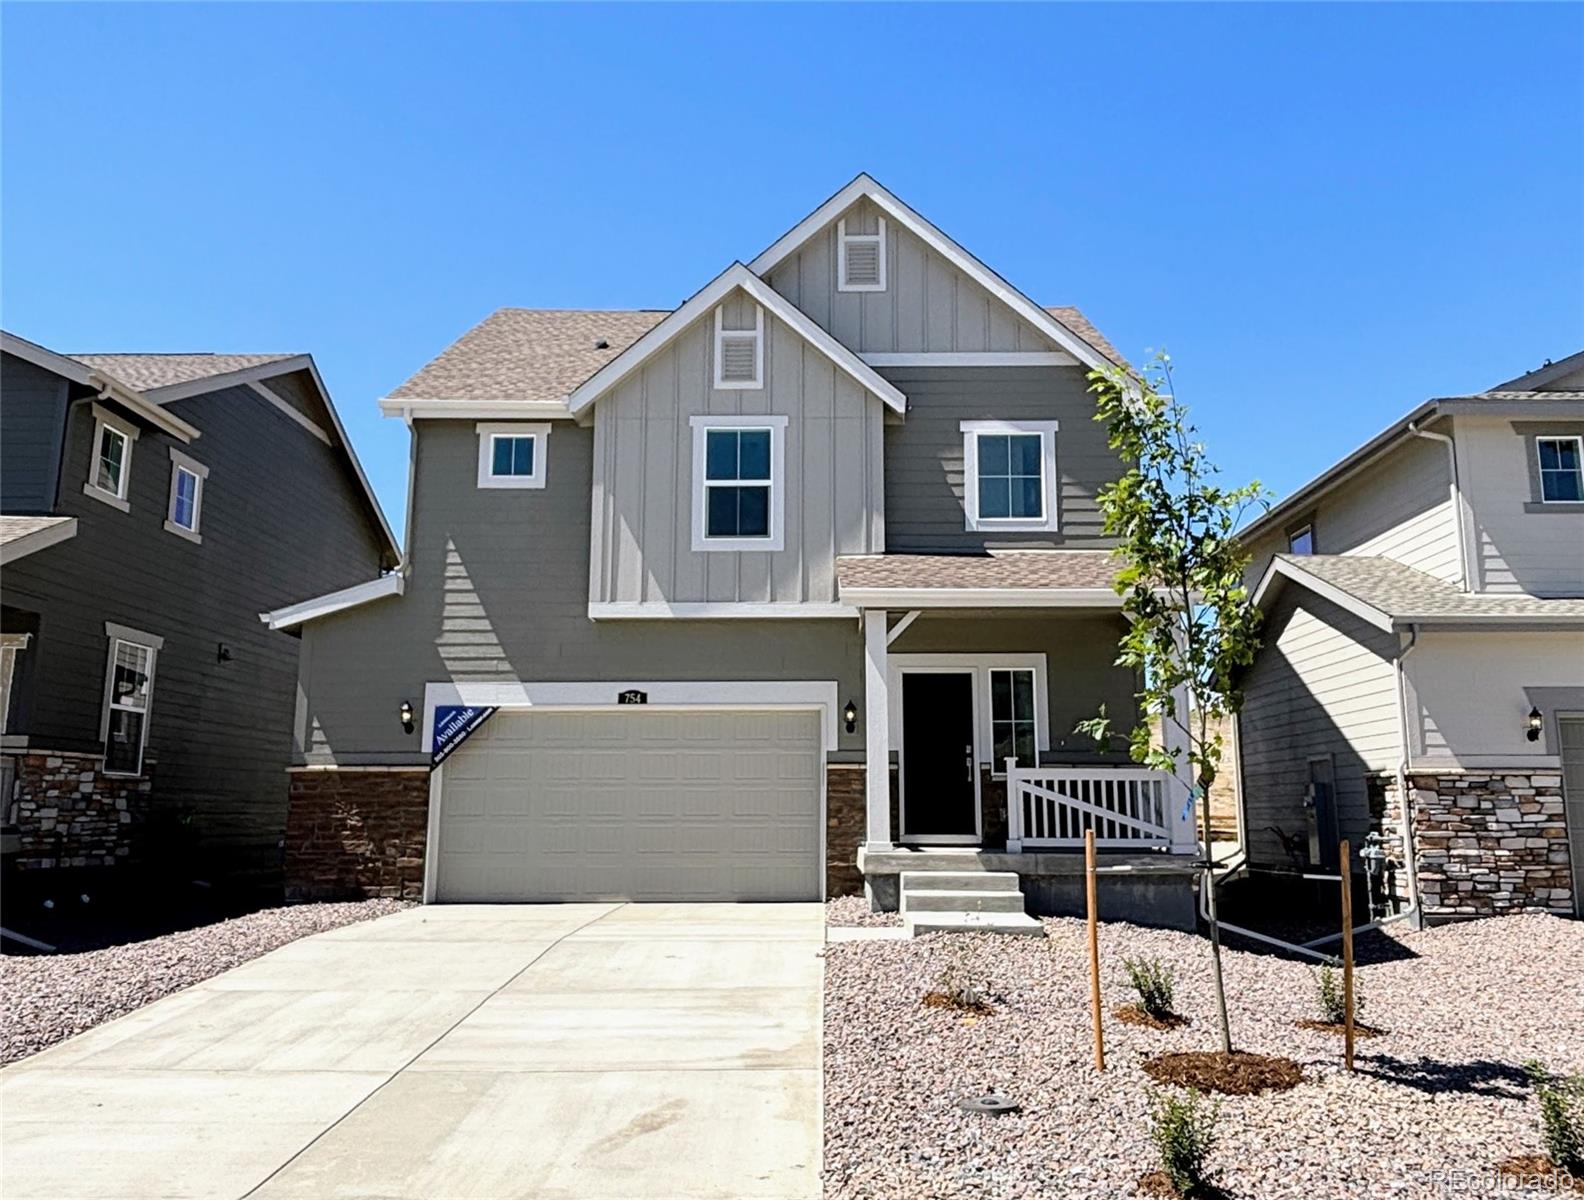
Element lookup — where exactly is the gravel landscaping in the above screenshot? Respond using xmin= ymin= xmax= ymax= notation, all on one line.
xmin=827 ymin=895 xmax=902 ymax=928
xmin=823 ymin=911 xmax=1584 ymax=1198
xmin=0 ymin=899 xmax=410 ymax=1066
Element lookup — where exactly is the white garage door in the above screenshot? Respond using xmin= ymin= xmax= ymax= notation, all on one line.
xmin=435 ymin=708 xmax=822 ymax=902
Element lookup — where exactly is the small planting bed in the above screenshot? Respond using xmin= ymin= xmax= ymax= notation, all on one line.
xmin=1142 ymin=1049 xmax=1302 ymax=1095
xmin=823 ymin=911 xmax=1584 ymax=1199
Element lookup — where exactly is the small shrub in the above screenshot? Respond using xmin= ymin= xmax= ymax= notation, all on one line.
xmin=1124 ymin=956 xmax=1177 ymax=1020
xmin=1527 ymin=1060 xmax=1584 ymax=1173
xmin=1314 ymin=960 xmax=1363 ymax=1025
xmin=1149 ymin=1087 xmax=1220 ymax=1195
xmin=932 ymin=941 xmax=986 ymax=1011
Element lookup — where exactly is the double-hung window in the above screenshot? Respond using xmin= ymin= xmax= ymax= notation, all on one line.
xmin=1537 ymin=436 xmax=1583 ymax=503
xmin=691 ymin=415 xmax=787 ymax=552
xmin=476 ymin=423 xmax=549 ymax=489
xmin=960 ymin=420 xmax=1059 ymax=532
xmin=101 ymin=625 xmax=162 ymax=777
xmin=164 ymin=449 xmax=209 ymax=542
xmin=84 ymin=404 xmax=138 ymax=511
xmin=989 ymin=667 xmax=1038 ymax=771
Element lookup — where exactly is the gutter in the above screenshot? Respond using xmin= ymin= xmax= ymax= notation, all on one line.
xmin=1406 ymin=417 xmax=1471 ymax=592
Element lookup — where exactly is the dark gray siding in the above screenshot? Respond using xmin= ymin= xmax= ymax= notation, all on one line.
xmin=1 ymin=353 xmax=71 ymax=513
xmin=2 ymin=382 xmax=387 ymax=877
xmin=298 ymin=420 xmax=866 ymax=766
xmin=880 ymin=365 xmax=1121 ymax=551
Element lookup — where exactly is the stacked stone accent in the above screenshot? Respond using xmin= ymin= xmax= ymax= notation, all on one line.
xmin=7 ymin=751 xmax=151 ymax=869
xmin=825 ymin=765 xmax=865 ymax=897
xmin=1408 ymin=771 xmax=1574 ymax=921
xmin=284 ymin=768 xmax=430 ymax=901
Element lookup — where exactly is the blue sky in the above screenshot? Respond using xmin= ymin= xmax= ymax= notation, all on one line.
xmin=4 ymin=3 xmax=1581 ymax=538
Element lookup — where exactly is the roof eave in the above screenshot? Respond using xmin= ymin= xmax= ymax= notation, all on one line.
xmin=837 ymin=586 xmax=1125 ymax=609
xmin=260 ymin=573 xmax=404 ymax=631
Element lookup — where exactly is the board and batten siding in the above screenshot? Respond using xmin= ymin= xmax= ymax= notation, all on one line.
xmin=1 ymin=354 xmax=72 ymax=514
xmin=1 ymin=375 xmax=388 ymax=877
xmin=589 ymin=295 xmax=887 ymax=606
xmin=1242 ymin=431 xmax=1460 ymax=587
xmin=1238 ymin=588 xmax=1403 ymax=867
xmin=1456 ymin=413 xmax=1584 ymax=597
xmin=297 ymin=417 xmax=867 ymax=766
xmin=879 ymin=365 xmax=1121 ymax=552
xmin=765 ymin=198 xmax=1058 ymax=356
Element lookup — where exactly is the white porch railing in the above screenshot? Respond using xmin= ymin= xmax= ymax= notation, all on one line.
xmin=1005 ymin=760 xmax=1194 ymax=852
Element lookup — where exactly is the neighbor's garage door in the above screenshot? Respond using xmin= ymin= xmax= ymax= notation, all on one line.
xmin=434 ymin=709 xmax=822 ymax=902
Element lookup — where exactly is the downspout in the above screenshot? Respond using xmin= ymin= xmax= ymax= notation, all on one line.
xmin=1392 ymin=623 xmax=1424 ymax=926
xmin=1407 ymin=419 xmax=1470 ymax=593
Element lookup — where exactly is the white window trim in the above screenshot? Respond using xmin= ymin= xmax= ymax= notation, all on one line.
xmin=1536 ymin=434 xmax=1584 ymax=504
xmin=1287 ymin=522 xmax=1314 ymax=555
xmin=837 ymin=216 xmax=887 ymax=292
xmin=163 ymin=448 xmax=209 ymax=543
xmin=476 ymin=422 xmax=550 ymax=489
xmin=713 ymin=305 xmax=764 ymax=390
xmin=83 ymin=402 xmax=139 ymax=513
xmin=689 ymin=414 xmax=787 ymax=553
xmin=960 ymin=419 xmax=1060 ymax=533
xmin=1 ymin=632 xmax=31 ymax=733
xmin=99 ymin=623 xmax=163 ymax=778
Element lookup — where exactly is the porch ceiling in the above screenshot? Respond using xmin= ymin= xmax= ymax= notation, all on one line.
xmin=837 ymin=551 xmax=1124 ymax=608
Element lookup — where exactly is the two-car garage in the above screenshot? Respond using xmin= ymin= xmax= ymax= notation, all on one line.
xmin=431 ymin=708 xmax=824 ymax=902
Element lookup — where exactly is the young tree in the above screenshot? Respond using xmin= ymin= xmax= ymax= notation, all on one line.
xmin=1077 ymin=352 xmax=1266 ymax=1054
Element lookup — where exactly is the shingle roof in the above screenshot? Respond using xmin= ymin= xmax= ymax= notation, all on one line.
xmin=1269 ymin=554 xmax=1584 ymax=624
xmin=0 ymin=515 xmax=73 ymax=547
xmin=68 ymin=353 xmax=297 ymax=392
xmin=387 ymin=304 xmax=1121 ymax=404
xmin=1432 ymin=390 xmax=1584 ymax=402
xmin=837 ymin=551 xmax=1121 ymax=592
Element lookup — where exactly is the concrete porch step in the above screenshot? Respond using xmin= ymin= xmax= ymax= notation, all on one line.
xmin=899 ymin=870 xmax=1020 ymax=893
xmin=902 ymin=888 xmax=1027 ymax=915
xmin=905 ymin=910 xmax=1046 ymax=937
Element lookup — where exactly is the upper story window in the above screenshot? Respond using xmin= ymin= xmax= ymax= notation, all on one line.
xmin=84 ymin=403 xmax=138 ymax=512
xmin=960 ymin=420 xmax=1060 ymax=533
xmin=476 ymin=422 xmax=549 ymax=489
xmin=1287 ymin=523 xmax=1315 ymax=555
xmin=101 ymin=624 xmax=162 ymax=777
xmin=837 ymin=216 xmax=887 ymax=292
xmin=1537 ymin=436 xmax=1583 ymax=502
xmin=690 ymin=415 xmax=787 ymax=552
xmin=164 ymin=449 xmax=209 ymax=543
xmin=713 ymin=305 xmax=763 ymax=389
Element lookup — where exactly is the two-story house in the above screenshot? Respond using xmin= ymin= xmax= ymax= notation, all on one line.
xmin=1236 ymin=351 xmax=1584 ymax=923
xmin=267 ymin=176 xmax=1202 ymax=930
xmin=0 ymin=331 xmax=398 ymax=892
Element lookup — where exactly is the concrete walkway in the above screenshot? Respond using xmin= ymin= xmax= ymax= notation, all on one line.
xmin=0 ymin=903 xmax=824 ymax=1199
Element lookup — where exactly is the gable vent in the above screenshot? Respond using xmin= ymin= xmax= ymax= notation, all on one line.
xmin=838 ymin=216 xmax=886 ymax=292
xmin=713 ymin=304 xmax=764 ymax=389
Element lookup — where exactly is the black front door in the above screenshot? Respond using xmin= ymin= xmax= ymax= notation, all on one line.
xmin=901 ymin=672 xmax=978 ymax=841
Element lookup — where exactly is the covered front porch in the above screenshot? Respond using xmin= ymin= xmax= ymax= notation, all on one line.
xmin=838 ymin=551 xmax=1203 ymax=930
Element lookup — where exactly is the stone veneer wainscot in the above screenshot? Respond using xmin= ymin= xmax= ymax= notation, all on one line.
xmin=8 ymin=751 xmax=151 ymax=869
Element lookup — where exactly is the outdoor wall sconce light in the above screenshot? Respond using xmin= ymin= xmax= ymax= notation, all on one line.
xmin=843 ymin=700 xmax=858 ymax=734
xmin=400 ymin=700 xmax=415 ymax=734
xmin=1525 ymin=706 xmax=1544 ymax=743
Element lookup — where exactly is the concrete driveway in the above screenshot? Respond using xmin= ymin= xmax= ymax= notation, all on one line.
xmin=0 ymin=902 xmax=824 ymax=1199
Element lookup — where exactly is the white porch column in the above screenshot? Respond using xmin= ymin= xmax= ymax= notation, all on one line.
xmin=863 ymin=608 xmax=892 ymax=848
xmin=1165 ymin=677 xmax=1198 ymax=854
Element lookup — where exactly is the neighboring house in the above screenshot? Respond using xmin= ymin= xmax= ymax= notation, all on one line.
xmin=1236 ymin=350 xmax=1584 ymax=923
xmin=268 ymin=175 xmax=1203 ymax=926
xmin=0 ymin=332 xmax=398 ymax=888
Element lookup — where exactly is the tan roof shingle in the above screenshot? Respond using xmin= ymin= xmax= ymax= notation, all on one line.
xmin=1272 ymin=554 xmax=1584 ymax=623
xmin=69 ymin=353 xmax=297 ymax=392
xmin=837 ymin=551 xmax=1121 ymax=592
xmin=1044 ymin=307 xmax=1125 ymax=368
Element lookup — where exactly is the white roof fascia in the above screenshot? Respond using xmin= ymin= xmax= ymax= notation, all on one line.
xmin=838 ymin=586 xmax=1125 ymax=609
xmin=0 ymin=517 xmax=79 ymax=565
xmin=748 ymin=173 xmax=1113 ymax=374
xmin=565 ymin=263 xmax=906 ymax=417
xmin=260 ymin=573 xmax=404 ymax=631
xmin=1251 ymin=558 xmax=1395 ymax=633
xmin=377 ymin=398 xmax=579 ymax=422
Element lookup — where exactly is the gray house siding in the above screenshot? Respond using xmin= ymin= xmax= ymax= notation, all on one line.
xmin=589 ymin=297 xmax=887 ymax=607
xmin=1 ymin=354 xmax=72 ymax=513
xmin=765 ymin=198 xmax=1057 ymax=356
xmin=2 ymin=380 xmax=387 ymax=876
xmin=1238 ymin=588 xmax=1403 ymax=867
xmin=297 ymin=419 xmax=866 ymax=766
xmin=880 ymin=365 xmax=1120 ymax=551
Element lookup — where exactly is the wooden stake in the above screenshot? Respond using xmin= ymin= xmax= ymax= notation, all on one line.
xmin=1086 ymin=827 xmax=1105 ymax=1071
xmin=1339 ymin=838 xmax=1356 ymax=1072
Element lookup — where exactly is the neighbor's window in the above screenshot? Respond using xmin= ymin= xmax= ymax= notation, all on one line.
xmin=690 ymin=415 xmax=786 ymax=552
xmin=164 ymin=450 xmax=209 ymax=541
xmin=475 ymin=423 xmax=549 ymax=489
xmin=1288 ymin=523 xmax=1315 ymax=555
xmin=990 ymin=668 xmax=1037 ymax=771
xmin=85 ymin=405 xmax=138 ymax=508
xmin=837 ymin=216 xmax=886 ymax=292
xmin=960 ymin=421 xmax=1059 ymax=532
xmin=103 ymin=637 xmax=157 ymax=776
xmin=1537 ymin=436 xmax=1583 ymax=503
xmin=713 ymin=304 xmax=763 ymax=389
